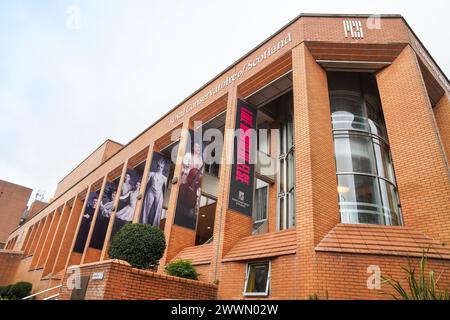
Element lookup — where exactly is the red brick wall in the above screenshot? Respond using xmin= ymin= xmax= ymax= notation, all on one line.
xmin=0 ymin=180 xmax=32 ymax=246
xmin=291 ymin=43 xmax=341 ymax=298
xmin=0 ymin=250 xmax=23 ymax=286
xmin=59 ymin=260 xmax=217 ymax=300
xmin=433 ymin=93 xmax=450 ymax=162
xmin=315 ymin=252 xmax=450 ymax=300
xmin=377 ymin=46 xmax=450 ymax=243
xmin=219 ymin=255 xmax=298 ymax=299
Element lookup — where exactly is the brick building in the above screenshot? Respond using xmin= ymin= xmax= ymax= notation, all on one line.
xmin=0 ymin=180 xmax=32 ymax=248
xmin=1 ymin=14 xmax=449 ymax=300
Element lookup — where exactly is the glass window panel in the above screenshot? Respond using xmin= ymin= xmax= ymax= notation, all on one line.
xmin=245 ymin=263 xmax=269 ymax=295
xmin=287 ymin=152 xmax=295 ymax=191
xmin=288 ymin=191 xmax=295 ymax=228
xmin=278 ymin=196 xmax=285 ymax=230
xmin=373 ymin=140 xmax=395 ymax=183
xmin=287 ymin=116 xmax=294 ymax=150
xmin=279 ymin=159 xmax=285 ymax=192
xmin=258 ymin=129 xmax=270 ymax=155
xmin=334 ymin=135 xmax=377 ymax=175
xmin=379 ymin=179 xmax=401 ymax=226
xmin=337 ymin=174 xmax=383 ymax=225
xmin=253 ymin=182 xmax=268 ymax=222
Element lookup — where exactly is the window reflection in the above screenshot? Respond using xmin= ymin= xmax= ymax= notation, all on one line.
xmin=328 ymin=72 xmax=402 ymax=226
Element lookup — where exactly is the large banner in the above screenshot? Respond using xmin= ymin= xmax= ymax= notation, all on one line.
xmin=228 ymin=99 xmax=257 ymax=216
xmin=141 ymin=152 xmax=171 ymax=227
xmin=110 ymin=168 xmax=143 ymax=237
xmin=173 ymin=130 xmax=205 ymax=230
xmin=73 ymin=191 xmax=99 ymax=253
xmin=90 ymin=181 xmax=117 ymax=249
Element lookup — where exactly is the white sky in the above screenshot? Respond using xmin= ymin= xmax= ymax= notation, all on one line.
xmin=0 ymin=0 xmax=448 ymax=203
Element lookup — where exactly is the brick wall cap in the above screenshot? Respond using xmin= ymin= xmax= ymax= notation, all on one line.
xmin=316 ymin=224 xmax=450 ymax=260
xmin=0 ymin=249 xmax=23 ymax=255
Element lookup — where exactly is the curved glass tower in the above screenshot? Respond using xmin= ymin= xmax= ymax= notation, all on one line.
xmin=327 ymin=72 xmax=403 ymax=226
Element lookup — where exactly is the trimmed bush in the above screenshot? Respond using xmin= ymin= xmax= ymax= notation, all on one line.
xmin=9 ymin=282 xmax=32 ymax=299
xmin=0 ymin=282 xmax=32 ymax=300
xmin=0 ymin=285 xmax=12 ymax=298
xmin=108 ymin=223 xmax=166 ymax=270
xmin=165 ymin=259 xmax=199 ymax=280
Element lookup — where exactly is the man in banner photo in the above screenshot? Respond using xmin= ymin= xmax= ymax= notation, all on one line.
xmin=141 ymin=153 xmax=170 ymax=227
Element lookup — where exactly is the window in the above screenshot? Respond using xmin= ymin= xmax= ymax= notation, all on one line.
xmin=244 ymin=261 xmax=271 ymax=296
xmin=253 ymin=179 xmax=268 ymax=234
xmin=327 ymin=72 xmax=402 ymax=226
xmin=278 ymin=100 xmax=295 ymax=230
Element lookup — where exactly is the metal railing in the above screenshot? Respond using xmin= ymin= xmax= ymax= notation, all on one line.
xmin=22 ymin=284 xmax=62 ymax=300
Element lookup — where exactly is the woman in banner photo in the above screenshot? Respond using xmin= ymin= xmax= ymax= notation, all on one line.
xmin=116 ymin=181 xmax=141 ymax=223
xmin=141 ymin=156 xmax=169 ymax=227
xmin=180 ymin=141 xmax=203 ymax=184
xmin=100 ymin=191 xmax=116 ymax=218
xmin=175 ymin=141 xmax=204 ymax=229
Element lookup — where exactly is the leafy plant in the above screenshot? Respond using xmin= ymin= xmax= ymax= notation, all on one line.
xmin=0 ymin=282 xmax=32 ymax=300
xmin=109 ymin=223 xmax=166 ymax=270
xmin=381 ymin=251 xmax=449 ymax=300
xmin=307 ymin=291 xmax=328 ymax=300
xmin=8 ymin=282 xmax=32 ymax=299
xmin=165 ymin=259 xmax=199 ymax=280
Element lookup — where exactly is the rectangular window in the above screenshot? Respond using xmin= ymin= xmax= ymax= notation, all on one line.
xmin=278 ymin=111 xmax=295 ymax=230
xmin=253 ymin=179 xmax=268 ymax=234
xmin=244 ymin=261 xmax=271 ymax=296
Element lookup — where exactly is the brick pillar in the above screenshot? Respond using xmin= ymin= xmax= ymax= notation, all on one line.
xmin=210 ymin=86 xmax=256 ymax=297
xmin=292 ymin=43 xmax=340 ymax=298
xmin=100 ymin=161 xmax=128 ymax=260
xmin=82 ymin=176 xmax=108 ymax=264
xmin=42 ymin=202 xmax=72 ymax=276
xmin=29 ymin=215 xmax=52 ymax=269
xmin=52 ymin=194 xmax=83 ymax=275
xmin=376 ymin=46 xmax=450 ymax=243
xmin=21 ymin=225 xmax=34 ymax=253
xmin=28 ymin=219 xmax=45 ymax=257
xmin=158 ymin=119 xmax=197 ymax=270
xmin=433 ymin=93 xmax=450 ymax=164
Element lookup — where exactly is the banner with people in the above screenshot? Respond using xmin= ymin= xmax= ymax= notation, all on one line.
xmin=173 ymin=130 xmax=205 ymax=230
xmin=73 ymin=191 xmax=100 ymax=253
xmin=90 ymin=181 xmax=118 ymax=249
xmin=141 ymin=152 xmax=171 ymax=227
xmin=110 ymin=168 xmax=143 ymax=237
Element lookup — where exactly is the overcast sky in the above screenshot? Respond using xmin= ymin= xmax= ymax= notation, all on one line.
xmin=0 ymin=0 xmax=448 ymax=203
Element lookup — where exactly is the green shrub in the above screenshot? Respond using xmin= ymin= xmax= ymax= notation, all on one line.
xmin=0 ymin=285 xmax=12 ymax=298
xmin=108 ymin=223 xmax=166 ymax=270
xmin=0 ymin=282 xmax=32 ymax=300
xmin=165 ymin=259 xmax=199 ymax=280
xmin=9 ymin=282 xmax=32 ymax=299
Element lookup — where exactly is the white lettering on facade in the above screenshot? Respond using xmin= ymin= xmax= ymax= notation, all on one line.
xmin=169 ymin=32 xmax=292 ymax=125
xmin=343 ymin=20 xmax=364 ymax=39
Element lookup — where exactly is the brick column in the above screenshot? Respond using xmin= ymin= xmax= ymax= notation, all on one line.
xmin=158 ymin=119 xmax=196 ymax=270
xmin=82 ymin=176 xmax=108 ymax=263
xmin=51 ymin=194 xmax=83 ymax=275
xmin=291 ymin=43 xmax=340 ymax=298
xmin=64 ymin=185 xmax=92 ymax=269
xmin=376 ymin=45 xmax=450 ymax=243
xmin=210 ymin=85 xmax=256 ymax=295
xmin=29 ymin=215 xmax=52 ymax=269
xmin=133 ymin=145 xmax=155 ymax=224
xmin=433 ymin=93 xmax=450 ymax=164
xmin=42 ymin=202 xmax=72 ymax=276
xmin=100 ymin=161 xmax=128 ymax=260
